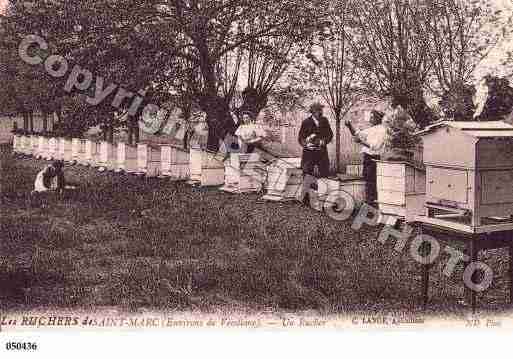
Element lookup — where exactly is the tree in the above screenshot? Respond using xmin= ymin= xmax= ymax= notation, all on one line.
xmin=155 ymin=0 xmax=325 ymax=150
xmin=4 ymin=0 xmax=324 ymax=149
xmin=304 ymin=0 xmax=361 ymax=173
xmin=347 ymin=0 xmax=435 ymax=127
xmin=475 ymin=75 xmax=513 ymax=121
xmin=425 ymin=0 xmax=510 ymax=120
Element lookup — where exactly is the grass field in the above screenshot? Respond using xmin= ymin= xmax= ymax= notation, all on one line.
xmin=0 ymin=143 xmax=511 ymax=317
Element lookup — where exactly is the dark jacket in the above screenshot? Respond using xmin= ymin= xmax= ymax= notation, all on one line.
xmin=298 ymin=116 xmax=333 ymax=178
xmin=298 ymin=116 xmax=333 ymax=148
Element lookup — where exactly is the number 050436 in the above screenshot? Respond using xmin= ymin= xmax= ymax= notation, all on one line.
xmin=5 ymin=342 xmax=38 ymax=351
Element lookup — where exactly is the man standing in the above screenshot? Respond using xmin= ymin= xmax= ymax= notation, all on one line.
xmin=298 ymin=102 xmax=333 ymax=179
xmin=345 ymin=110 xmax=388 ymax=204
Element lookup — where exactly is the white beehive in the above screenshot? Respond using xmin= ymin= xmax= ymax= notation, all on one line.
xmin=37 ymin=136 xmax=49 ymax=159
xmin=46 ymin=138 xmax=57 ymax=160
xmin=12 ymin=134 xmax=20 ymax=153
xmin=58 ymin=138 xmax=73 ymax=162
xmin=30 ymin=136 xmax=39 ymax=157
xmin=187 ymin=147 xmax=225 ymax=186
xmin=262 ymin=157 xmax=303 ymax=201
xmin=137 ymin=143 xmax=161 ymax=177
xmin=98 ymin=141 xmax=116 ymax=170
xmin=376 ymin=160 xmax=426 ymax=222
xmin=18 ymin=135 xmax=25 ymax=154
xmin=84 ymin=140 xmax=100 ymax=166
xmin=417 ymin=121 xmax=513 ymax=233
xmin=160 ymin=145 xmax=190 ymax=180
xmin=71 ymin=138 xmax=86 ymax=164
xmin=116 ymin=142 xmax=138 ymax=173
xmin=21 ymin=135 xmax=31 ymax=155
xmin=221 ymin=153 xmax=266 ymax=193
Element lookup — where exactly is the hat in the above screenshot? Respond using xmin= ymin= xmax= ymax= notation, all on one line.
xmin=309 ymin=102 xmax=324 ymax=113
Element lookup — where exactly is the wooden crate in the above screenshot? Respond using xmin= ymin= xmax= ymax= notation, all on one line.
xmin=262 ymin=157 xmax=303 ymax=201
xmin=221 ymin=153 xmax=266 ymax=193
xmin=187 ymin=147 xmax=225 ymax=186
xmin=137 ymin=143 xmax=162 ymax=177
xmin=376 ymin=160 xmax=426 ymax=219
xmin=116 ymin=142 xmax=138 ymax=173
xmin=37 ymin=136 xmax=49 ymax=159
xmin=71 ymin=138 xmax=86 ymax=164
xmin=160 ymin=145 xmax=190 ymax=180
xmin=98 ymin=141 xmax=116 ymax=170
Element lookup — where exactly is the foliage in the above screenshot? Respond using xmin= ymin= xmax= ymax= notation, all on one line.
xmin=385 ymin=106 xmax=419 ymax=151
xmin=439 ymin=82 xmax=476 ymax=121
xmin=475 ymin=76 xmax=513 ymax=121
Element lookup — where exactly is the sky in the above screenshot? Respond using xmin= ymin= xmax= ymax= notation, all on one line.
xmin=476 ymin=0 xmax=513 ymax=78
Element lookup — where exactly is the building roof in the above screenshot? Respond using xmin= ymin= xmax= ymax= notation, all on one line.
xmin=417 ymin=121 xmax=513 ymax=138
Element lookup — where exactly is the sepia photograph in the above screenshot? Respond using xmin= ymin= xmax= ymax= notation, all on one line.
xmin=1 ymin=0 xmax=513 ymax=356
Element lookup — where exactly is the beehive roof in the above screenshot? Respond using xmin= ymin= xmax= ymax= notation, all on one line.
xmin=417 ymin=121 xmax=513 ymax=138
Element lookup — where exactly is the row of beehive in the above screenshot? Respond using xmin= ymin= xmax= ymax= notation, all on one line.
xmin=11 ymin=135 xmax=274 ymax=192
xmin=12 ymin=135 xmax=190 ymax=180
xmin=12 ymin=134 xmax=366 ymax=206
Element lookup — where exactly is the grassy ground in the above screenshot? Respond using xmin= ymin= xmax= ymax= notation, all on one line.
xmin=0 ymin=143 xmax=511 ymax=317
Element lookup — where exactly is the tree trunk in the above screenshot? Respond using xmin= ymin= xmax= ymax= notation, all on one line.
xmin=335 ymin=115 xmax=341 ymax=174
xmin=108 ymin=124 xmax=114 ymax=143
xmin=134 ymin=119 xmax=140 ymax=144
xmin=102 ymin=122 xmax=108 ymax=141
xmin=29 ymin=111 xmax=34 ymax=133
xmin=42 ymin=111 xmax=48 ymax=133
xmin=199 ymin=94 xmax=232 ymax=153
xmin=127 ymin=118 xmax=133 ymax=145
xmin=23 ymin=112 xmax=28 ymax=131
xmin=181 ymin=107 xmax=191 ymax=150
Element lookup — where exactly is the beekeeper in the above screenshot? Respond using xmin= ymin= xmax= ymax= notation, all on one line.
xmin=33 ymin=161 xmax=66 ymax=193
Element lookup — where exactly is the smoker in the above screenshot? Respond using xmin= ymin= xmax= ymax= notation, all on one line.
xmin=416 ymin=121 xmax=513 ymax=233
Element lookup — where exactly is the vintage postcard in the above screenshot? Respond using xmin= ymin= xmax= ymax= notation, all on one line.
xmin=1 ymin=0 xmax=513 ymax=356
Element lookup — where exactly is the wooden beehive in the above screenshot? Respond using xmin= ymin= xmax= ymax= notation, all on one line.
xmin=221 ymin=153 xmax=266 ymax=193
xmin=84 ymin=140 xmax=100 ymax=166
xmin=262 ymin=157 xmax=303 ymax=201
xmin=30 ymin=136 xmax=39 ymax=157
xmin=308 ymin=176 xmax=367 ymax=211
xmin=160 ymin=144 xmax=190 ymax=180
xmin=98 ymin=141 xmax=116 ymax=170
xmin=187 ymin=147 xmax=225 ymax=186
xmin=37 ymin=136 xmax=49 ymax=159
xmin=12 ymin=134 xmax=20 ymax=153
xmin=116 ymin=142 xmax=138 ymax=173
xmin=71 ymin=138 xmax=86 ymax=164
xmin=47 ymin=137 xmax=58 ymax=160
xmin=21 ymin=135 xmax=31 ymax=156
xmin=57 ymin=138 xmax=72 ymax=161
xmin=417 ymin=121 xmax=513 ymax=233
xmin=137 ymin=143 xmax=161 ymax=177
xmin=376 ymin=160 xmax=426 ymax=222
